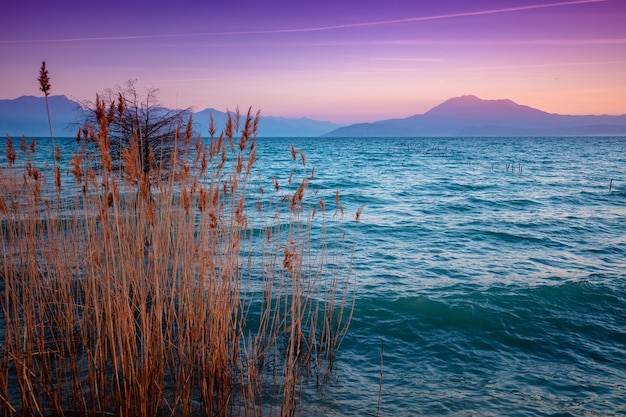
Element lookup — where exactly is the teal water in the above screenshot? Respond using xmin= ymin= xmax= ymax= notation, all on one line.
xmin=253 ymin=137 xmax=626 ymax=416
xmin=3 ymin=136 xmax=626 ymax=416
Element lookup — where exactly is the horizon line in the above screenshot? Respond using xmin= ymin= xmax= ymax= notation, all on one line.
xmin=3 ymin=93 xmax=625 ymax=120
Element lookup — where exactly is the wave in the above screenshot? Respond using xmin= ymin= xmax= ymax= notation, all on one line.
xmin=336 ymin=281 xmax=626 ymax=415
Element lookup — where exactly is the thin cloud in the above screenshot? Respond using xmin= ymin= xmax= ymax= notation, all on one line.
xmin=263 ymin=38 xmax=626 ymax=47
xmin=457 ymin=60 xmax=626 ymax=72
xmin=369 ymin=57 xmax=445 ymax=63
xmin=0 ymin=0 xmax=607 ymax=44
xmin=5 ymin=38 xmax=623 ymax=49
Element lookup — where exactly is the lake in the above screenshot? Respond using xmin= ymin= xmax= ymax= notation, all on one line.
xmin=2 ymin=135 xmax=626 ymax=416
xmin=256 ymin=136 xmax=626 ymax=416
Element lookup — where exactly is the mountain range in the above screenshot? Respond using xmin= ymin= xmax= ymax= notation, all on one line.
xmin=1 ymin=94 xmax=625 ymax=138
xmin=324 ymin=95 xmax=626 ymax=137
xmin=0 ymin=95 xmax=341 ymax=138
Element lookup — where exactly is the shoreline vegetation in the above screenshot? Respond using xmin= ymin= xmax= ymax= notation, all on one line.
xmin=0 ymin=67 xmax=360 ymax=416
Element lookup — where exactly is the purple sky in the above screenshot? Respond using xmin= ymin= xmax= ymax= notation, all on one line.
xmin=2 ymin=0 xmax=625 ymax=124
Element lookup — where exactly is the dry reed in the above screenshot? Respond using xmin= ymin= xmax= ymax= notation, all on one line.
xmin=0 ymin=103 xmax=358 ymax=416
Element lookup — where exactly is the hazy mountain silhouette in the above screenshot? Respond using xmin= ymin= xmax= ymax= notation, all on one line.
xmin=0 ymin=95 xmax=86 ymax=137
xmin=3 ymin=94 xmax=625 ymax=138
xmin=0 ymin=96 xmax=340 ymax=138
xmin=324 ymin=95 xmax=626 ymax=137
xmin=192 ymin=108 xmax=340 ymax=137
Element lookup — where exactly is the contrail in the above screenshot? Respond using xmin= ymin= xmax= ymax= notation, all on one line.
xmin=258 ymin=37 xmax=626 ymax=48
xmin=236 ymin=0 xmax=608 ymax=34
xmin=0 ymin=0 xmax=607 ymax=44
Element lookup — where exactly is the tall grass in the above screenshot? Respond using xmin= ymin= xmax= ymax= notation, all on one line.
xmin=0 ymin=106 xmax=358 ymax=416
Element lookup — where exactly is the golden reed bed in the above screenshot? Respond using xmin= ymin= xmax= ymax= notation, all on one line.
xmin=0 ymin=65 xmax=360 ymax=416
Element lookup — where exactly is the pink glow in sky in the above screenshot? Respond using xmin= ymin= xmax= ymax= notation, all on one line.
xmin=1 ymin=0 xmax=625 ymax=124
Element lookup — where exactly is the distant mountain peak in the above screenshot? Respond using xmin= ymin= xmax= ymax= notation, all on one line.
xmin=430 ymin=95 xmax=508 ymax=109
xmin=324 ymin=95 xmax=626 ymax=137
xmin=448 ymin=94 xmax=481 ymax=102
xmin=424 ymin=95 xmax=546 ymax=119
xmin=15 ymin=94 xmax=70 ymax=101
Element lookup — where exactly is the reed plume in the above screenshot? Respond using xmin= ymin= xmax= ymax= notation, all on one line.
xmin=38 ymin=61 xmax=57 ymax=167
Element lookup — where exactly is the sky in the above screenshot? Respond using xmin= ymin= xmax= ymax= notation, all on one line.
xmin=1 ymin=0 xmax=625 ymax=124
